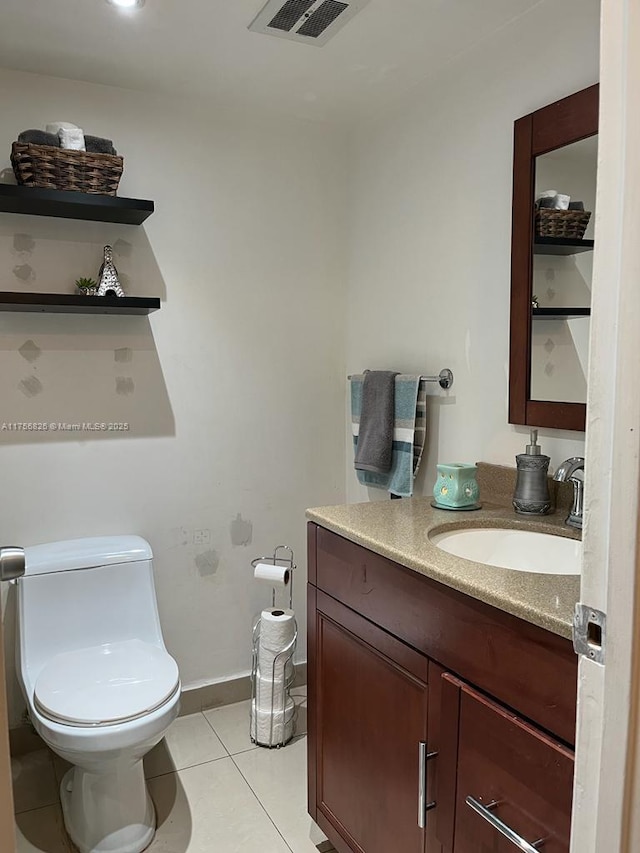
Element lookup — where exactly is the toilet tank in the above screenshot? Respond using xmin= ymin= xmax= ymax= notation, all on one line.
xmin=17 ymin=536 xmax=166 ymax=689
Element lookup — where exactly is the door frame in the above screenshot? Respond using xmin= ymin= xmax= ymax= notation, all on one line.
xmin=571 ymin=0 xmax=640 ymax=849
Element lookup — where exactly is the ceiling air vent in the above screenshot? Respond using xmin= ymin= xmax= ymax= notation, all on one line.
xmin=249 ymin=0 xmax=371 ymax=46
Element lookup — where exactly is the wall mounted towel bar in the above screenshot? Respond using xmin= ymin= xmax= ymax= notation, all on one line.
xmin=348 ymin=368 xmax=454 ymax=390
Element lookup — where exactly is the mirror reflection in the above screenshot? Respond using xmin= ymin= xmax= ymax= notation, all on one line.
xmin=530 ymin=135 xmax=597 ymax=405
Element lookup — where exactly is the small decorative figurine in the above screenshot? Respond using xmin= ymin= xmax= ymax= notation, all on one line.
xmin=75 ymin=277 xmax=97 ymax=296
xmin=432 ymin=463 xmax=480 ymax=509
xmin=96 ymin=245 xmax=125 ymax=297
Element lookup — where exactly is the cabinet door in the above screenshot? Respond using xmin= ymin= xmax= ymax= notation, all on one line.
xmin=447 ymin=676 xmax=574 ymax=853
xmin=313 ymin=590 xmax=431 ymax=853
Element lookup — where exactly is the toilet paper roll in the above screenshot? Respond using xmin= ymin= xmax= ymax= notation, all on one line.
xmin=254 ymin=562 xmax=291 ymax=590
xmin=255 ymin=673 xmax=292 ymax=712
xmin=258 ymin=608 xmax=296 ymax=678
xmin=258 ymin=651 xmax=292 ymax=683
xmin=255 ymin=657 xmax=295 ymax=693
xmin=251 ymin=697 xmax=295 ymax=746
xmin=260 ymin=608 xmax=296 ymax=649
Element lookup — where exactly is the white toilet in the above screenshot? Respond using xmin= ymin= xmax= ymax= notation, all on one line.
xmin=16 ymin=536 xmax=181 ymax=853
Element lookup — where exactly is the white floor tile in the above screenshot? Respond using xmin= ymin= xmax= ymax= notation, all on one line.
xmin=51 ymin=755 xmax=71 ymax=789
xmin=15 ymin=804 xmax=72 ymax=853
xmin=11 ymin=750 xmax=59 ymax=815
xmin=234 ymin=736 xmax=329 ymax=853
xmin=147 ymin=756 xmax=291 ymax=853
xmin=205 ymin=688 xmax=307 ymax=756
xmin=203 ymin=700 xmax=256 ymax=756
xmin=145 ymin=713 xmax=227 ymax=779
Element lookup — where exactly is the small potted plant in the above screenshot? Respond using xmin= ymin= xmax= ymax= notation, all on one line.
xmin=76 ymin=277 xmax=98 ymax=296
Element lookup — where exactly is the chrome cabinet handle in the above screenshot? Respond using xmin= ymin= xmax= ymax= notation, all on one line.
xmin=0 ymin=546 xmax=25 ymax=582
xmin=466 ymin=797 xmax=545 ymax=851
xmin=418 ymin=742 xmax=438 ymax=829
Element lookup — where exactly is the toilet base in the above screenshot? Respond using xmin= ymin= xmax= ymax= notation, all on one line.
xmin=60 ymin=763 xmax=156 ymax=853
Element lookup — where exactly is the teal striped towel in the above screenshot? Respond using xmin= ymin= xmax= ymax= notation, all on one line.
xmin=351 ymin=374 xmax=427 ymax=497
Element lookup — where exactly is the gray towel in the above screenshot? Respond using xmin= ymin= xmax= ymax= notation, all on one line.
xmin=354 ymin=370 xmax=399 ymax=474
xmin=18 ymin=129 xmax=59 ymax=147
xmin=85 ymin=135 xmax=117 ymax=156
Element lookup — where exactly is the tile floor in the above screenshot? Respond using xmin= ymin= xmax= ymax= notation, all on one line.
xmin=13 ymin=687 xmax=336 ymax=853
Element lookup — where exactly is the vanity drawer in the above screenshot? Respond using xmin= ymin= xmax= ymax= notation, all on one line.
xmin=443 ymin=676 xmax=574 ymax=853
xmin=311 ymin=524 xmax=577 ymax=744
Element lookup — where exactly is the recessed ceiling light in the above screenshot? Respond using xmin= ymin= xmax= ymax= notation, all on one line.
xmin=106 ymin=0 xmax=145 ymax=9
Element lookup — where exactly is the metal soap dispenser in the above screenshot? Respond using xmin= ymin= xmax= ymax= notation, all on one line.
xmin=513 ymin=429 xmax=551 ymax=515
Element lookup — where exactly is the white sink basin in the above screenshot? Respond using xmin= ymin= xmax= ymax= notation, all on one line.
xmin=430 ymin=527 xmax=581 ymax=575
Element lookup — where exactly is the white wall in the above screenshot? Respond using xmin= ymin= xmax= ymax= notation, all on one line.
xmin=0 ymin=0 xmax=602 ymax=722
xmin=344 ymin=0 xmax=600 ymax=503
xmin=0 ymin=69 xmax=348 ymax=725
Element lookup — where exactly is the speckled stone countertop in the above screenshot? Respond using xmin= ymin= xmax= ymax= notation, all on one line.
xmin=306 ymin=497 xmax=580 ymax=640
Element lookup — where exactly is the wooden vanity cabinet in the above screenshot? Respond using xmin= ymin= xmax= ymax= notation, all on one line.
xmin=438 ymin=675 xmax=574 ymax=853
xmin=307 ymin=523 xmax=577 ymax=853
xmin=310 ymin=588 xmax=430 ymax=853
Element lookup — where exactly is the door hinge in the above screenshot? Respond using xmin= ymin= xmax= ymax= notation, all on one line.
xmin=573 ymin=603 xmax=606 ymax=664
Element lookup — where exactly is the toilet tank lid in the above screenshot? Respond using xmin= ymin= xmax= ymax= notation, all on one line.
xmin=24 ymin=536 xmax=153 ymax=576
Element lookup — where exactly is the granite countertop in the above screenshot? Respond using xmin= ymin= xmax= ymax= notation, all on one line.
xmin=306 ymin=497 xmax=581 ymax=640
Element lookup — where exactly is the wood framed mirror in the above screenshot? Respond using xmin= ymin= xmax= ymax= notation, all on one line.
xmin=509 ymin=84 xmax=599 ymax=432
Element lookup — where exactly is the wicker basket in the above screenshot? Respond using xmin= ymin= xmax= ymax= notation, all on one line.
xmin=535 ymin=208 xmax=591 ymax=240
xmin=11 ymin=142 xmax=123 ymax=195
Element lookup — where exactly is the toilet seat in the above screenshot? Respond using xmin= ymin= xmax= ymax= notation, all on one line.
xmin=34 ymin=639 xmax=180 ymax=728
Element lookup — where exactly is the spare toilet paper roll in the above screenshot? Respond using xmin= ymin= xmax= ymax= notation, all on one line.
xmin=256 ymin=656 xmax=294 ymax=694
xmin=253 ymin=562 xmax=291 ymax=590
xmin=258 ymin=608 xmax=296 ymax=677
xmin=260 ymin=608 xmax=296 ymax=648
xmin=255 ymin=673 xmax=292 ymax=712
xmin=251 ymin=697 xmax=295 ymax=746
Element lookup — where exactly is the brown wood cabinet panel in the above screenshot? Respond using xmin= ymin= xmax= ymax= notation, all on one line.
xmin=308 ymin=519 xmax=318 ymax=586
xmin=434 ymin=672 xmax=464 ymax=852
xmin=426 ymin=662 xmax=447 ymax=853
xmin=452 ymin=679 xmax=574 ymax=853
xmin=307 ymin=583 xmax=318 ymax=822
xmin=313 ymin=525 xmax=577 ymax=744
xmin=313 ymin=590 xmax=429 ymax=853
xmin=531 ymin=84 xmax=599 ymax=156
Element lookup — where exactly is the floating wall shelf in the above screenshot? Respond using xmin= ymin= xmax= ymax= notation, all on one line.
xmin=0 ymin=185 xmax=154 ymax=225
xmin=533 ymin=307 xmax=591 ymax=320
xmin=0 ymin=292 xmax=160 ymax=315
xmin=534 ymin=237 xmax=594 ymax=256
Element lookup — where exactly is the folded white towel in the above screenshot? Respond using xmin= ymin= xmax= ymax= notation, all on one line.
xmin=58 ymin=127 xmax=86 ymax=152
xmin=46 ymin=121 xmax=79 ymax=135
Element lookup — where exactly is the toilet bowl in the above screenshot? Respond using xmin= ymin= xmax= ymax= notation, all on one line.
xmin=16 ymin=536 xmax=181 ymax=853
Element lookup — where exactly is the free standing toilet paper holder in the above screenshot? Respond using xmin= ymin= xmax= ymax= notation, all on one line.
xmin=250 ymin=546 xmax=298 ymax=748
xmin=251 ymin=544 xmax=295 ymax=610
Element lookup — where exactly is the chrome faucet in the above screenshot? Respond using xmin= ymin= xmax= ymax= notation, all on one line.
xmin=553 ymin=457 xmax=585 ymax=530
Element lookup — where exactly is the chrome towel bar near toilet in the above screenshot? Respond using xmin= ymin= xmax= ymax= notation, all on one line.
xmin=347 ymin=368 xmax=454 ymax=390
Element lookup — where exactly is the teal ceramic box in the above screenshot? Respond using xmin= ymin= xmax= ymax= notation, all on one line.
xmin=433 ymin=463 xmax=479 ymax=508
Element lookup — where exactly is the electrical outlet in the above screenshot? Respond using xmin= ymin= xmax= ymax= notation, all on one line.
xmin=194 ymin=529 xmax=211 ymax=546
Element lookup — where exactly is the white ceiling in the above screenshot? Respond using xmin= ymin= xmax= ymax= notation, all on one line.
xmin=0 ymin=0 xmax=543 ymax=124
